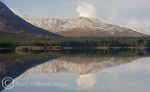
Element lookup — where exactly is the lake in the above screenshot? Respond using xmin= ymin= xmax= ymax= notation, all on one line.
xmin=0 ymin=49 xmax=150 ymax=92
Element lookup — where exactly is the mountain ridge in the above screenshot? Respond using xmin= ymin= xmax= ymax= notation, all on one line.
xmin=0 ymin=1 xmax=62 ymax=38
xmin=25 ymin=17 xmax=147 ymax=37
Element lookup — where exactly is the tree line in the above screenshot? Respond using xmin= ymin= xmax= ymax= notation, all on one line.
xmin=1 ymin=35 xmax=150 ymax=47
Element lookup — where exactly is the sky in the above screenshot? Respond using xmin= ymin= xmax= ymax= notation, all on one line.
xmin=1 ymin=0 xmax=150 ymax=34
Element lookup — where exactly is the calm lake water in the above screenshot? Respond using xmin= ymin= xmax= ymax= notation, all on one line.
xmin=1 ymin=49 xmax=150 ymax=92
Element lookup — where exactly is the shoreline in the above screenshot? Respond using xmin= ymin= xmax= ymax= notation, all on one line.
xmin=1 ymin=46 xmax=150 ymax=51
xmin=12 ymin=46 xmax=150 ymax=51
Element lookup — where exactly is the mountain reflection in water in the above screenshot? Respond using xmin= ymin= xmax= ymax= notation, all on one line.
xmin=0 ymin=49 xmax=150 ymax=92
xmin=25 ymin=56 xmax=140 ymax=74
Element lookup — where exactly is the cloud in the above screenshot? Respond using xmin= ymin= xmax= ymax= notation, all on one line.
xmin=77 ymin=73 xmax=97 ymax=89
xmin=76 ymin=2 xmax=96 ymax=18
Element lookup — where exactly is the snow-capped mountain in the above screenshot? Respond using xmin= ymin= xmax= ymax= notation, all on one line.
xmin=25 ymin=17 xmax=146 ymax=37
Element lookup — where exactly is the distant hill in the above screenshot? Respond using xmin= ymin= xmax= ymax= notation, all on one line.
xmin=0 ymin=1 xmax=62 ymax=38
xmin=25 ymin=17 xmax=147 ymax=37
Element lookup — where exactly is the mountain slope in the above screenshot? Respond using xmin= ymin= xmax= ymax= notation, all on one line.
xmin=0 ymin=1 xmax=62 ymax=38
xmin=25 ymin=17 xmax=147 ymax=37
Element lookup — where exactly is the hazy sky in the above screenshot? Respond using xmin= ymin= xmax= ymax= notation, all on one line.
xmin=1 ymin=0 xmax=150 ymax=34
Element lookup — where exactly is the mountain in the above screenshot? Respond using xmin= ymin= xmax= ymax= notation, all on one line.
xmin=25 ymin=17 xmax=147 ymax=37
xmin=0 ymin=0 xmax=146 ymax=38
xmin=0 ymin=1 xmax=62 ymax=38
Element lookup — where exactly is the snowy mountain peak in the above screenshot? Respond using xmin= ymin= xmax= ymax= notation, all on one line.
xmin=25 ymin=17 xmax=146 ymax=37
xmin=25 ymin=17 xmax=105 ymax=31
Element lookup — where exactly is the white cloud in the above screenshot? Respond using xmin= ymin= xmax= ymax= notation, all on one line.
xmin=76 ymin=2 xmax=96 ymax=18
